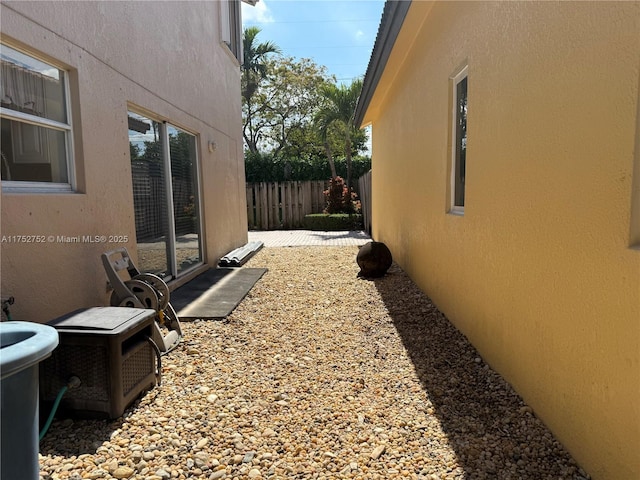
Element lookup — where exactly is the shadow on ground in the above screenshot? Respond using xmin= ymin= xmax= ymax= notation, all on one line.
xmin=372 ymin=264 xmax=588 ymax=480
xmin=310 ymin=231 xmax=371 ymax=241
xmin=38 ymin=389 xmax=157 ymax=457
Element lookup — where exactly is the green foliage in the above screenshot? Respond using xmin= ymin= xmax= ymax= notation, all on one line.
xmin=245 ymin=152 xmax=370 ymax=183
xmin=243 ymin=55 xmax=334 ymax=156
xmin=303 ymin=213 xmax=363 ymax=231
xmin=242 ymin=27 xmax=282 ymax=154
xmin=241 ymin=28 xmax=369 ymax=178
xmin=130 ymin=142 xmax=142 ymax=160
xmin=241 ymin=27 xmax=281 ymax=105
xmin=314 ymin=79 xmax=363 ymax=188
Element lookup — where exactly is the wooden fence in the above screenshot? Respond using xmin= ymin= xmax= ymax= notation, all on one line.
xmin=358 ymin=170 xmax=372 ymax=234
xmin=246 ymin=180 xmax=328 ymax=230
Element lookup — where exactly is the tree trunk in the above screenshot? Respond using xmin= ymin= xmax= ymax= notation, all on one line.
xmin=244 ymin=136 xmax=258 ymax=154
xmin=345 ymin=134 xmax=352 ymax=192
xmin=243 ymin=99 xmax=259 ymax=154
xmin=324 ymin=140 xmax=337 ymax=179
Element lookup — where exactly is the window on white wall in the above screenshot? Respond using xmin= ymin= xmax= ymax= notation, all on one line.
xmin=221 ymin=0 xmax=243 ymax=62
xmin=0 ymin=43 xmax=74 ymax=192
xmin=450 ymin=66 xmax=468 ymax=214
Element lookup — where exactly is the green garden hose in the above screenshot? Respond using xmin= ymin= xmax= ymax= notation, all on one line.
xmin=39 ymin=376 xmax=81 ymax=441
xmin=39 ymin=386 xmax=67 ymax=441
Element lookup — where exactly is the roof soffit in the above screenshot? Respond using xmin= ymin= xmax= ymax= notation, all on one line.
xmin=355 ymin=0 xmax=435 ymax=127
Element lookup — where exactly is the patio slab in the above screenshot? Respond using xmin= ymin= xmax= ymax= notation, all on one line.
xmin=248 ymin=229 xmax=370 ymax=247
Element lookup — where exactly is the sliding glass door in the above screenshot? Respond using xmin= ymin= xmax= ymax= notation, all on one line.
xmin=167 ymin=124 xmax=202 ymax=276
xmin=128 ymin=112 xmax=202 ymax=279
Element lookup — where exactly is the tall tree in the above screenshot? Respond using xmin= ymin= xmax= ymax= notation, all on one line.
xmin=243 ymin=55 xmax=332 ymax=157
xmin=261 ymin=57 xmax=332 ymax=155
xmin=241 ymin=27 xmax=280 ymax=153
xmin=314 ymin=78 xmax=363 ymax=189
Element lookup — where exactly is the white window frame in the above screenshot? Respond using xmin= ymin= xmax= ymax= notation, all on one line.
xmin=449 ymin=65 xmax=468 ymax=215
xmin=127 ymin=109 xmax=205 ymax=279
xmin=1 ymin=43 xmax=75 ymax=193
xmin=220 ymin=0 xmax=242 ymax=62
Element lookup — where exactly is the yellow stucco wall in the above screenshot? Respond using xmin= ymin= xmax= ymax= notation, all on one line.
xmin=0 ymin=1 xmax=248 ymax=322
xmin=364 ymin=2 xmax=640 ymax=479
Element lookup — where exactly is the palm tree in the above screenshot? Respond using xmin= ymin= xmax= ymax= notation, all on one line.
xmin=314 ymin=78 xmax=363 ymax=190
xmin=242 ymin=26 xmax=280 ymax=104
xmin=241 ymin=27 xmax=280 ymax=153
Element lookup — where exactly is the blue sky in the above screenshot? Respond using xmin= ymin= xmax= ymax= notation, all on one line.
xmin=241 ymin=0 xmax=385 ymax=84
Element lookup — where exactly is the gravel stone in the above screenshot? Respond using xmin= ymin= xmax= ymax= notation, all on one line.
xmin=370 ymin=444 xmax=386 ymax=460
xmin=111 ymin=466 xmax=134 ymax=478
xmin=39 ymin=247 xmax=589 ymax=479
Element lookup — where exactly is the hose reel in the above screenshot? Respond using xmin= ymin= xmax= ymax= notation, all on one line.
xmin=102 ymin=248 xmax=182 ymax=354
xmin=114 ymin=279 xmax=160 ymax=311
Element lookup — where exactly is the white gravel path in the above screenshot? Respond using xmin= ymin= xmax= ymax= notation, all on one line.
xmin=39 ymin=246 xmax=589 ymax=480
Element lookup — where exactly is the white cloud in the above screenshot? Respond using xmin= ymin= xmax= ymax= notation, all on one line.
xmin=355 ymin=29 xmax=364 ymax=39
xmin=242 ymin=0 xmax=275 ymax=24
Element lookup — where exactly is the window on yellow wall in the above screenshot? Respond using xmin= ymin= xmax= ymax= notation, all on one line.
xmin=630 ymin=69 xmax=640 ymax=249
xmin=450 ymin=66 xmax=468 ymax=214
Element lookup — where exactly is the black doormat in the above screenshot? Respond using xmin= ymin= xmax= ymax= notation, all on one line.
xmin=171 ymin=268 xmax=267 ymax=320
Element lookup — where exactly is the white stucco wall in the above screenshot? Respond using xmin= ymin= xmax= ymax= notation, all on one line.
xmin=0 ymin=1 xmax=248 ymax=322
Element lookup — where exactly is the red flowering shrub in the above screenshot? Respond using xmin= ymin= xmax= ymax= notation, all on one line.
xmin=323 ymin=176 xmax=360 ymax=214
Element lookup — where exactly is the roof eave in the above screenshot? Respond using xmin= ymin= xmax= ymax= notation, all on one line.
xmin=354 ymin=0 xmax=411 ymax=128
